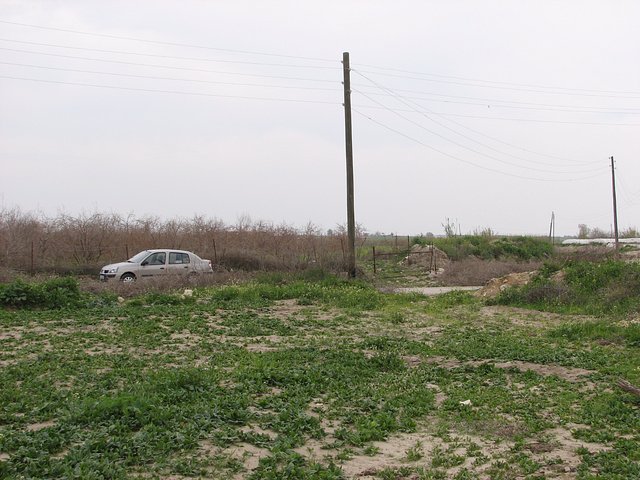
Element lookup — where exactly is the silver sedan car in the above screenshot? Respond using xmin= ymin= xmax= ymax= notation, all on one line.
xmin=100 ymin=249 xmax=213 ymax=282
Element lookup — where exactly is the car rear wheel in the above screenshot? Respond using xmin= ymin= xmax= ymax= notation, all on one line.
xmin=120 ymin=273 xmax=136 ymax=283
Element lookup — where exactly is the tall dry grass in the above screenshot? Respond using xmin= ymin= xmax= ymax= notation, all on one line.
xmin=0 ymin=208 xmax=353 ymax=274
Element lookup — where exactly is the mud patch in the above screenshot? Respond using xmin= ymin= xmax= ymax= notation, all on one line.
xmin=244 ymin=335 xmax=286 ymax=352
xmin=341 ymin=427 xmax=511 ymax=479
xmin=528 ymin=425 xmax=610 ymax=477
xmin=425 ymin=356 xmax=594 ymax=383
xmin=200 ymin=440 xmax=270 ymax=478
xmin=26 ymin=420 xmax=56 ymax=432
xmin=480 ymin=305 xmax=576 ymax=328
xmin=269 ymin=299 xmax=308 ymax=319
xmin=402 ymin=355 xmax=423 ymax=368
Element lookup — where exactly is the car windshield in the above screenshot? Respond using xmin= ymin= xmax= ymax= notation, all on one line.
xmin=128 ymin=250 xmax=151 ymax=263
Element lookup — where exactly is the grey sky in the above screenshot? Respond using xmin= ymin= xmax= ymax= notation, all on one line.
xmin=1 ymin=0 xmax=639 ymax=236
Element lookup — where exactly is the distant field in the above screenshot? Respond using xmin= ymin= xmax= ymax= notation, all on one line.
xmin=1 ymin=279 xmax=639 ymax=479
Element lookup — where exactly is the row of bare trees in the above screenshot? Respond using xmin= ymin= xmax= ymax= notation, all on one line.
xmin=0 ymin=209 xmax=358 ymax=274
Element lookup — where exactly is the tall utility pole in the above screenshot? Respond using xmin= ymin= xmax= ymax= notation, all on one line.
xmin=610 ymin=156 xmax=619 ymax=250
xmin=343 ymin=52 xmax=356 ymax=278
xmin=548 ymin=211 xmax=555 ymax=245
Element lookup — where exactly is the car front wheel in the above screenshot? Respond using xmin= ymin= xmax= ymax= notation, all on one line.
xmin=120 ymin=273 xmax=136 ymax=283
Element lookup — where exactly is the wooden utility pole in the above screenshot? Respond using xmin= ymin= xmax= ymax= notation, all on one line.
xmin=343 ymin=52 xmax=356 ymax=278
xmin=610 ymin=156 xmax=619 ymax=250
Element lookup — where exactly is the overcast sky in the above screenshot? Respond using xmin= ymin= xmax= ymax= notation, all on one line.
xmin=1 ymin=0 xmax=639 ymax=236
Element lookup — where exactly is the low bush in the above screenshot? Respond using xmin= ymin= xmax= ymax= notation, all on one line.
xmin=549 ymin=320 xmax=640 ymax=347
xmin=0 ymin=276 xmax=82 ymax=309
xmin=413 ymin=235 xmax=552 ymax=261
xmin=493 ymin=260 xmax=640 ymax=315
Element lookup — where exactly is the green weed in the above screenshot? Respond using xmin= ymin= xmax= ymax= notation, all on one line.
xmin=0 ymin=277 xmax=82 ymax=309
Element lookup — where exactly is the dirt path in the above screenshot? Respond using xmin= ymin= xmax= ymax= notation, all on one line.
xmin=392 ymin=286 xmax=482 ymax=295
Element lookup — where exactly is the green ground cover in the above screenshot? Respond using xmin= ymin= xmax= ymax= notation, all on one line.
xmin=1 ymin=277 xmax=639 ymax=479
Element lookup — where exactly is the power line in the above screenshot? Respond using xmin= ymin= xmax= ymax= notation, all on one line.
xmin=430 ymin=111 xmax=640 ymax=127
xmin=2 ymin=19 xmax=635 ymax=99
xmin=0 ymin=47 xmax=338 ymax=83
xmin=354 ymin=62 xmax=640 ymax=96
xmin=0 ymin=38 xmax=340 ymax=70
xmin=351 ymin=95 xmax=625 ymax=162
xmin=0 ymin=19 xmax=336 ymax=63
xmin=0 ymin=74 xmax=341 ymax=105
xmin=0 ymin=61 xmax=341 ymax=92
xmin=355 ymin=86 xmax=640 ymax=112
xmin=355 ymin=104 xmax=640 ymax=127
xmin=352 ymin=69 xmax=606 ymax=168
xmin=353 ymin=68 xmax=640 ymax=100
xmin=351 ymin=108 xmax=607 ymax=183
xmin=350 ymin=86 xmax=640 ymax=115
xmin=353 ymin=87 xmax=605 ymax=175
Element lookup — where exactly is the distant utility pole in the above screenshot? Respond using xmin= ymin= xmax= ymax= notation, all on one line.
xmin=343 ymin=52 xmax=356 ymax=278
xmin=548 ymin=211 xmax=555 ymax=245
xmin=610 ymin=156 xmax=619 ymax=250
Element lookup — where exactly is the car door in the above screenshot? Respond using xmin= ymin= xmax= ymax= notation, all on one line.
xmin=139 ymin=251 xmax=167 ymax=277
xmin=166 ymin=251 xmax=192 ymax=276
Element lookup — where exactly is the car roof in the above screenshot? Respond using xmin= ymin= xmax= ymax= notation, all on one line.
xmin=146 ymin=249 xmax=192 ymax=254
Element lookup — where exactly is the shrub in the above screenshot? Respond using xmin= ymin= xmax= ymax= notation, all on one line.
xmin=0 ymin=277 xmax=82 ymax=309
xmin=419 ymin=235 xmax=552 ymax=261
xmin=494 ymin=260 xmax=640 ymax=315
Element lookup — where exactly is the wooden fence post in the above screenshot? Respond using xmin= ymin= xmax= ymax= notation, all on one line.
xmin=372 ymin=246 xmax=377 ymax=274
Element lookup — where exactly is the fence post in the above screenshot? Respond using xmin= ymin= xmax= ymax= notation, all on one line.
xmin=407 ymin=236 xmax=410 ymax=252
xmin=212 ymin=237 xmax=218 ymax=263
xmin=125 ymin=244 xmax=129 ymax=259
xmin=372 ymin=246 xmax=377 ymax=274
xmin=430 ymin=242 xmax=435 ymax=272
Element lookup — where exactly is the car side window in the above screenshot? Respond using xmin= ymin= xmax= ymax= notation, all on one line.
xmin=146 ymin=252 xmax=166 ymax=265
xmin=169 ymin=252 xmax=190 ymax=264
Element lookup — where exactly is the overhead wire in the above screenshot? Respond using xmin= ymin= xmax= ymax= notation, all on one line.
xmin=0 ymin=19 xmax=633 ymax=186
xmin=0 ymin=74 xmax=342 ymax=105
xmin=354 ymin=105 xmax=640 ymax=127
xmin=0 ymin=47 xmax=338 ymax=83
xmin=349 ymin=86 xmax=640 ymax=115
xmin=0 ymin=19 xmax=337 ymax=63
xmin=353 ymin=69 xmax=612 ymax=166
xmin=0 ymin=38 xmax=340 ymax=70
xmin=352 ymin=69 xmax=608 ymax=172
xmin=354 ymin=87 xmax=605 ymax=175
xmin=353 ymin=68 xmax=640 ymax=99
xmin=0 ymin=61 xmax=342 ymax=92
xmin=355 ymin=62 xmax=640 ymax=96
xmin=351 ymin=107 xmax=606 ymax=183
xmin=616 ymin=165 xmax=640 ymax=206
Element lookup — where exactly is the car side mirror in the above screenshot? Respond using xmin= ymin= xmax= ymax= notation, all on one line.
xmin=141 ymin=261 xmax=148 ymax=266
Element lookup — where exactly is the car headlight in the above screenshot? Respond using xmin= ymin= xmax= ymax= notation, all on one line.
xmin=107 ymin=267 xmax=119 ymax=274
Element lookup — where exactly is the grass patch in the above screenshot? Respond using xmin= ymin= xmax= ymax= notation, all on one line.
xmin=0 ymin=277 xmax=82 ymax=309
xmin=1 ymin=275 xmax=638 ymax=478
xmin=493 ymin=259 xmax=640 ymax=315
xmin=413 ymin=235 xmax=553 ymax=261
